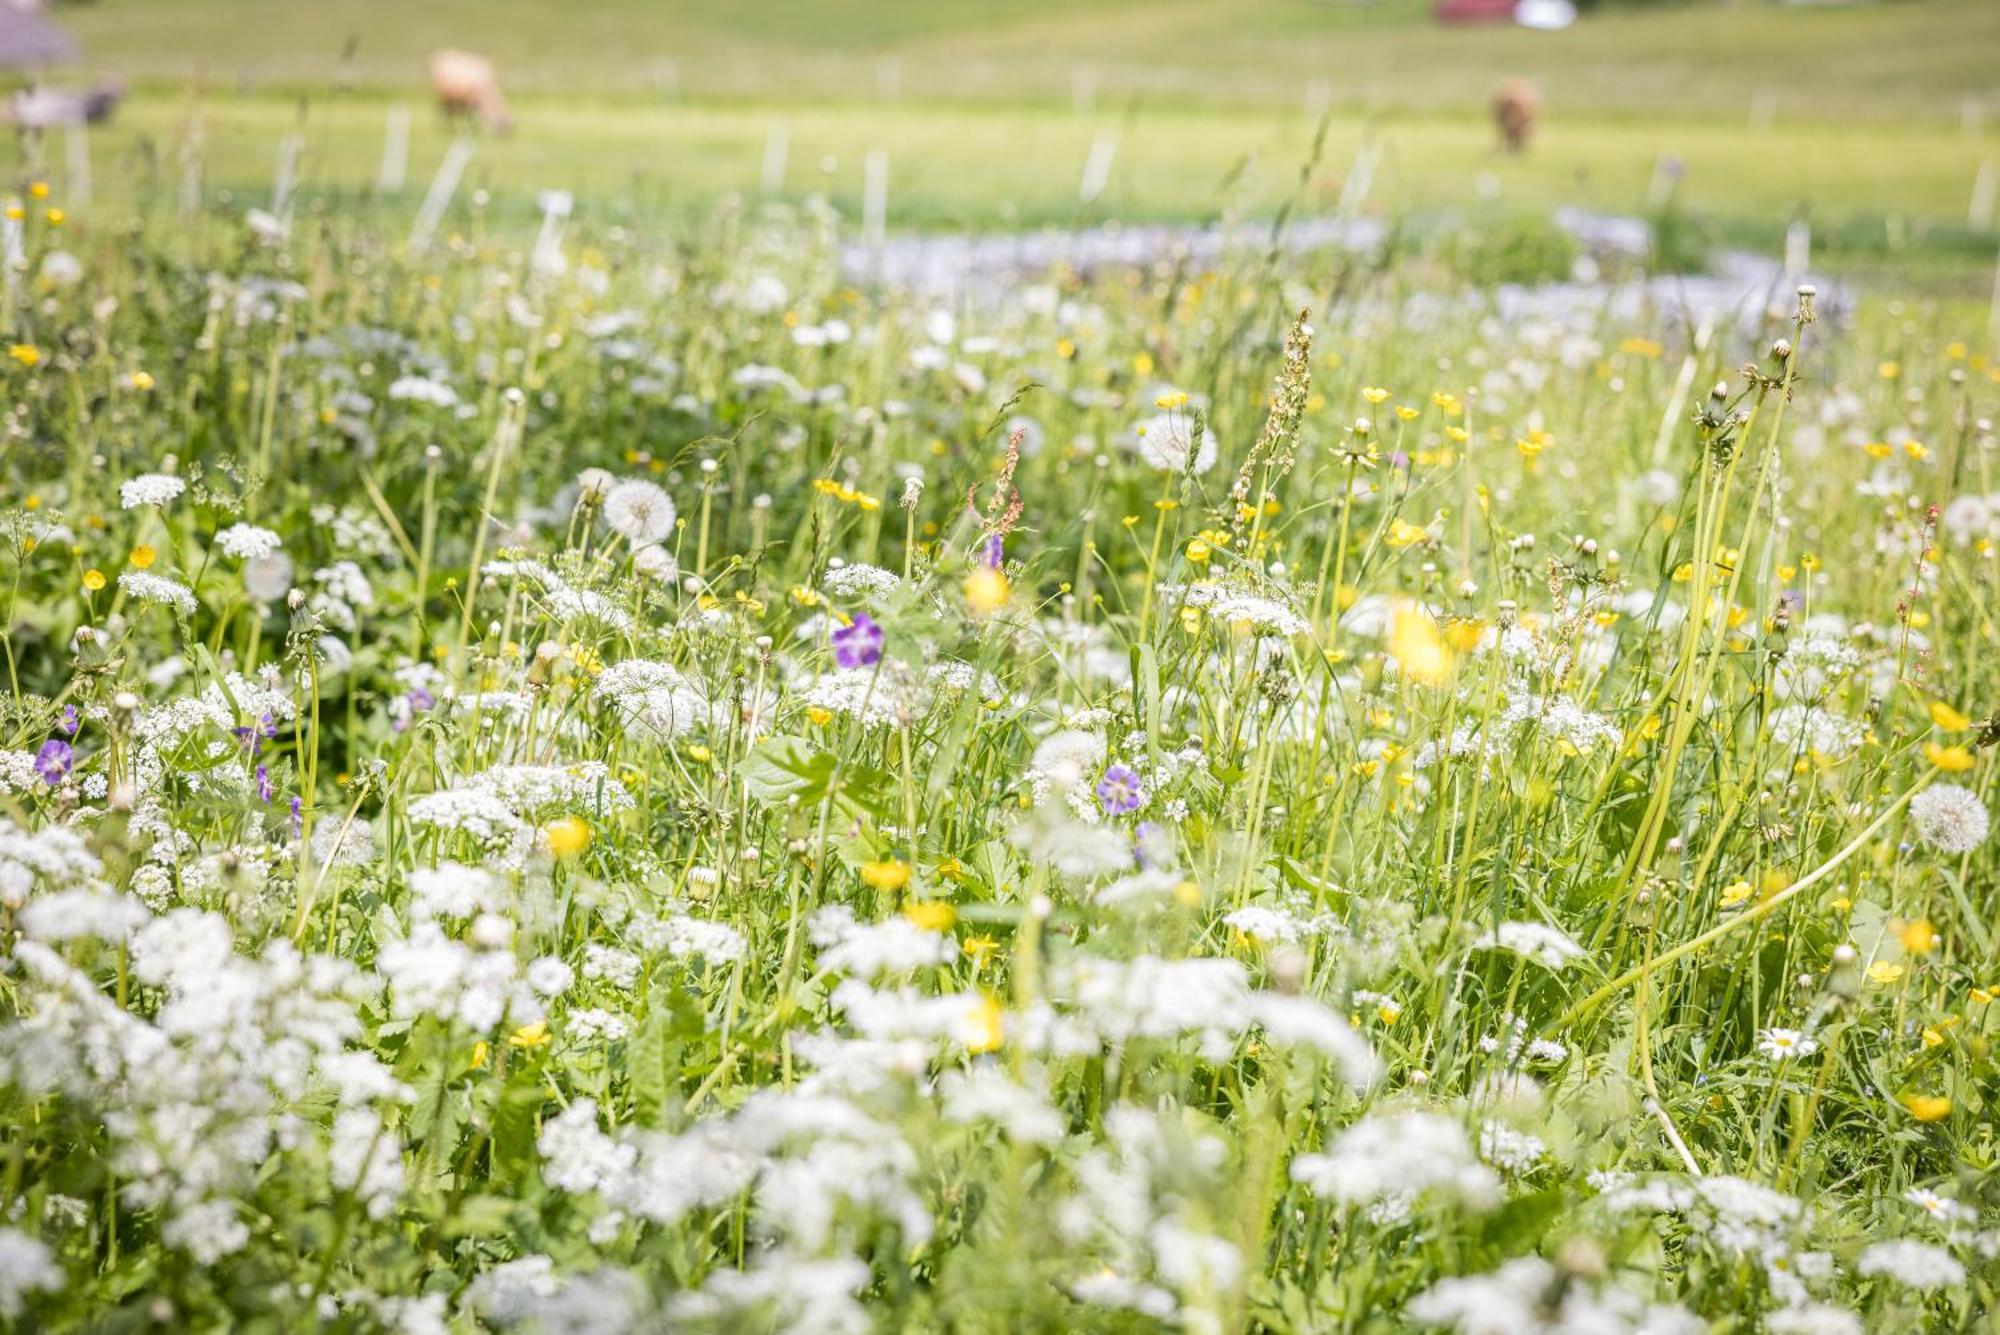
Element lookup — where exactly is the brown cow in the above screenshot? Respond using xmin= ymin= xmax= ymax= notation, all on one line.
xmin=1492 ymin=79 xmax=1541 ymax=153
xmin=431 ymin=49 xmax=513 ymax=134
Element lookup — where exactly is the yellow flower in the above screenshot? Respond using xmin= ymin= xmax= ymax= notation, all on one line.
xmin=1921 ymin=1027 xmax=1944 ymax=1049
xmin=131 ymin=370 xmax=155 ymax=392
xmin=963 ymin=994 xmax=1004 ymax=1053
xmin=1362 ymin=386 xmax=1390 ymax=405
xmin=1865 ymin=960 xmax=1905 ymax=985
xmin=805 ymin=706 xmax=833 ymax=726
xmin=44 ymin=208 xmax=62 ymax=226
xmin=542 ymin=817 xmax=592 ymax=859
xmin=1389 ymin=603 xmax=1451 ymax=686
xmin=81 ymin=568 xmax=106 ymax=592
xmin=1927 ymin=700 xmax=1972 ymax=732
xmin=1515 ymin=429 xmax=1553 ymax=460
xmin=964 ymin=565 xmax=1009 ymax=616
xmin=1897 ymin=918 xmax=1938 ymax=955
xmin=7 ymin=344 xmax=40 ymax=367
xmin=1185 ymin=538 xmax=1211 ymax=563
xmin=860 ymin=858 xmax=911 ymax=892
xmin=1899 ymin=1092 xmax=1950 ymax=1122
xmin=1924 ymin=742 xmax=1975 ymax=773
xmin=27 ymin=181 xmax=47 ymax=200
xmin=507 ymin=1020 xmax=551 ymax=1050
xmin=129 ymin=545 xmax=157 ymax=570
xmin=902 ymin=900 xmax=956 ymax=932
xmin=1720 ymin=880 xmax=1753 ymax=908
xmin=469 ymin=1040 xmax=489 ymax=1071
xmin=1385 ymin=518 xmax=1428 ymax=550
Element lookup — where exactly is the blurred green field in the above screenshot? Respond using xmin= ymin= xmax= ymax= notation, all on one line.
xmin=14 ymin=0 xmax=2000 ymax=288
xmin=52 ymin=0 xmax=2000 ymax=123
xmin=38 ymin=94 xmax=1992 ymax=265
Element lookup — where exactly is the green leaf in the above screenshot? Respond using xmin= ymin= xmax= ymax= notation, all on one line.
xmin=740 ymin=735 xmax=838 ymax=804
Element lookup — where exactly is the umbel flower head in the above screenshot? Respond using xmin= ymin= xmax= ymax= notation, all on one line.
xmin=1909 ymin=783 xmax=1989 ymax=855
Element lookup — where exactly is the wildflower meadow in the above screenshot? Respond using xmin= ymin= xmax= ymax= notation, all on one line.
xmin=2 ymin=8 xmax=2000 ymax=1331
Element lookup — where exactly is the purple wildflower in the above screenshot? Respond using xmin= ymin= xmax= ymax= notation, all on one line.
xmin=1096 ymin=763 xmax=1143 ymax=816
xmin=289 ymin=796 xmax=304 ymax=838
xmin=257 ymin=765 xmax=273 ymax=803
xmin=34 ymin=738 xmax=72 ymax=787
xmin=59 ymin=705 xmax=79 ymax=736
xmin=832 ymin=612 xmax=884 ymax=669
xmin=982 ymin=534 xmax=1004 ymax=569
xmin=233 ymin=712 xmax=278 ymax=756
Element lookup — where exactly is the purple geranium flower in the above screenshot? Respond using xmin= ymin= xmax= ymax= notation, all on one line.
xmin=34 ymin=738 xmax=72 ymax=787
xmin=1096 ymin=763 xmax=1143 ymax=815
xmin=833 ymin=612 xmax=884 ymax=669
xmin=59 ymin=705 xmax=79 ymax=736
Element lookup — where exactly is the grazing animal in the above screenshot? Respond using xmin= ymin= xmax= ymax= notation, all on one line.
xmin=430 ymin=48 xmax=512 ymax=133
xmin=8 ymin=79 xmax=125 ymax=131
xmin=1492 ymin=78 xmax=1542 ymax=153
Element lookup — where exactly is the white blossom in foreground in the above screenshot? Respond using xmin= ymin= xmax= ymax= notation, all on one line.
xmin=1855 ymin=1238 xmax=1966 ymax=1292
xmin=1291 ymin=1112 xmax=1499 ymax=1209
xmin=1406 ymin=1256 xmax=1703 ymax=1334
xmin=1474 ymin=921 xmax=1587 ymax=970
xmin=0 ymin=1229 xmax=64 ymax=1318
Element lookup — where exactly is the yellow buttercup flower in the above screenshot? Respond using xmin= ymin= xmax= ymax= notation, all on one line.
xmin=1899 ymin=1092 xmax=1950 ymax=1122
xmin=543 ymin=817 xmax=592 ymax=858
xmin=469 ymin=1040 xmax=489 ymax=1071
xmin=1390 ymin=603 xmax=1451 ymax=686
xmin=1927 ymin=700 xmax=1971 ymax=732
xmin=964 ymin=565 xmax=1009 ymax=616
xmin=902 ymin=900 xmax=956 ymax=932
xmin=860 ymin=858 xmax=911 ymax=892
xmin=129 ymin=545 xmax=157 ymax=569
xmin=1924 ymin=742 xmax=1975 ymax=773
xmin=508 ymin=1020 xmax=551 ymax=1050
xmin=963 ymin=994 xmax=1004 ymax=1053
xmin=1385 ymin=518 xmax=1428 ymax=550
xmin=1897 ymin=918 xmax=1937 ymax=955
xmin=81 ymin=568 xmax=106 ymax=592
xmin=1865 ymin=960 xmax=1905 ymax=985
